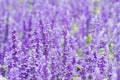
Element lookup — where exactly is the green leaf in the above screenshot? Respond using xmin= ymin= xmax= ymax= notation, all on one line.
xmin=109 ymin=42 xmax=113 ymax=51
xmin=70 ymin=23 xmax=78 ymax=34
xmin=76 ymin=49 xmax=80 ymax=55
xmin=0 ymin=76 xmax=7 ymax=80
xmin=107 ymin=52 xmax=113 ymax=58
xmin=0 ymin=65 xmax=6 ymax=71
xmin=98 ymin=48 xmax=104 ymax=54
xmin=2 ymin=77 xmax=6 ymax=80
xmin=73 ymin=75 xmax=78 ymax=80
xmin=76 ymin=64 xmax=82 ymax=70
xmin=86 ymin=34 xmax=92 ymax=44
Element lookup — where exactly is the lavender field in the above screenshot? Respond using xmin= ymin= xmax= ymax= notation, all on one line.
xmin=0 ymin=0 xmax=120 ymax=80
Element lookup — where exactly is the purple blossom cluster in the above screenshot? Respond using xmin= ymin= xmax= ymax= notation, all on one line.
xmin=0 ymin=0 xmax=120 ymax=80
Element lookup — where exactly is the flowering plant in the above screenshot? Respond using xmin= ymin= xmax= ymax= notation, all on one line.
xmin=0 ymin=0 xmax=120 ymax=80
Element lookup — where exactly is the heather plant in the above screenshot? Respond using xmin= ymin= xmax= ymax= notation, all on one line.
xmin=0 ymin=0 xmax=120 ymax=80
